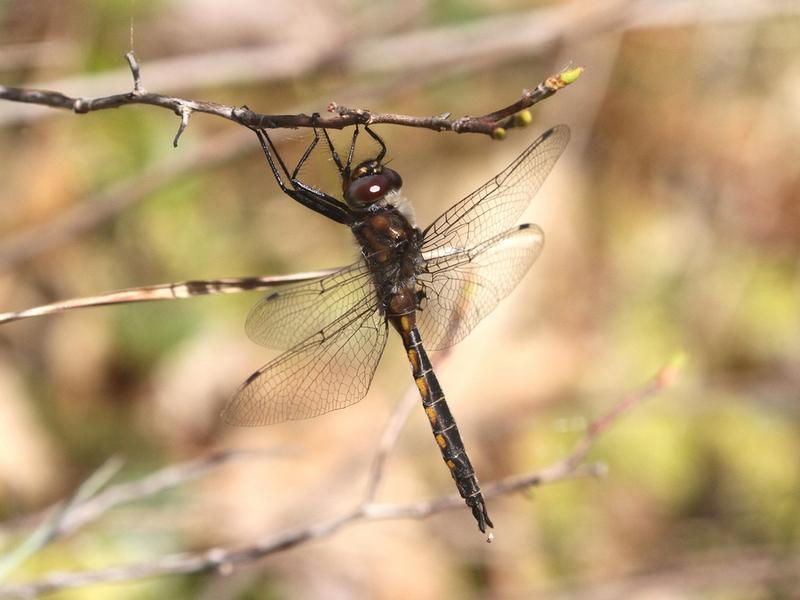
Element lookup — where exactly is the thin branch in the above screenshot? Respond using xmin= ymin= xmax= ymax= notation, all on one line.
xmin=0 ymin=53 xmax=581 ymax=140
xmin=0 ymin=450 xmax=283 ymax=557
xmin=0 ymin=270 xmax=337 ymax=325
xmin=364 ymin=388 xmax=419 ymax=503
xmin=560 ymin=352 xmax=686 ymax=473
xmin=0 ymin=457 xmax=124 ymax=581
xmin=363 ymin=353 xmax=453 ymax=502
xmin=53 ymin=449 xmax=284 ymax=540
xmin=0 ymin=358 xmax=681 ymax=599
xmin=125 ymin=52 xmax=144 ymax=95
xmin=0 ymin=238 xmax=512 ymax=324
xmin=325 ymin=65 xmax=581 ymax=139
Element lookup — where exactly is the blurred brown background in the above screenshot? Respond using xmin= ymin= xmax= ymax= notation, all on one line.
xmin=1 ymin=0 xmax=799 ymax=598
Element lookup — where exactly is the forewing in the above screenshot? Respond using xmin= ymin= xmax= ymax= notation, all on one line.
xmin=222 ymin=301 xmax=388 ymax=426
xmin=417 ymin=224 xmax=544 ymax=350
xmin=245 ymin=260 xmax=375 ymax=350
xmin=421 ymin=125 xmax=569 ymax=252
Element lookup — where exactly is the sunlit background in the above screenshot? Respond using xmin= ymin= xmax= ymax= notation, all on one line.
xmin=1 ymin=0 xmax=799 ymax=597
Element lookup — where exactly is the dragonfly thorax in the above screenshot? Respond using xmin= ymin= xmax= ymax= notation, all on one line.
xmin=350 ymin=203 xmax=424 ymax=317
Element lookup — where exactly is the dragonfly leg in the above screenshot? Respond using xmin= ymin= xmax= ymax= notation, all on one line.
xmin=291 ymin=116 xmax=322 ymax=180
xmin=364 ymin=125 xmax=386 ymax=163
xmin=253 ymin=127 xmax=352 ymax=224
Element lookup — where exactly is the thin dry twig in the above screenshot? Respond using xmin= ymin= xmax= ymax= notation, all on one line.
xmin=0 ymin=358 xmax=680 ymax=599
xmin=0 ymin=450 xmax=284 ymax=563
xmin=0 ymin=50 xmax=582 ymax=144
xmin=50 ymin=449 xmax=284 ymax=540
xmin=364 ymin=384 xmax=421 ymax=503
xmin=0 ymin=457 xmax=124 ymax=581
xmin=0 ymin=269 xmax=338 ymax=325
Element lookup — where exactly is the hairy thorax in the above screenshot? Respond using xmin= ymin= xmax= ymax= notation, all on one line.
xmin=350 ymin=197 xmax=423 ymax=321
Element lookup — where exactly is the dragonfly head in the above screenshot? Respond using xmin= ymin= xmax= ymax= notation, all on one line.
xmin=344 ymin=159 xmax=403 ymax=210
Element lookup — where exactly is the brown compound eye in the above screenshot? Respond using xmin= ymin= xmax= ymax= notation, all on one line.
xmin=346 ymin=168 xmax=403 ymax=207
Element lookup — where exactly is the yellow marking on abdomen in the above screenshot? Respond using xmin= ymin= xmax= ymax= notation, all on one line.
xmin=425 ymin=406 xmax=437 ymax=425
xmin=407 ymin=348 xmax=419 ymax=372
xmin=435 ymin=434 xmax=447 ymax=449
xmin=446 ymin=459 xmax=456 ymax=470
xmin=399 ymin=315 xmax=410 ymax=331
xmin=415 ymin=377 xmax=429 ymax=398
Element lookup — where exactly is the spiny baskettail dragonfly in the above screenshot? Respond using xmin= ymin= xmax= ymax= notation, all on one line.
xmin=222 ymin=122 xmax=570 ymax=533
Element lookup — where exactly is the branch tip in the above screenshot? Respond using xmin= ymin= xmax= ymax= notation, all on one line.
xmin=125 ymin=51 xmax=145 ymax=95
xmin=173 ymin=106 xmax=192 ymax=147
xmin=658 ymin=351 xmax=688 ymax=387
xmin=559 ymin=65 xmax=584 ymax=85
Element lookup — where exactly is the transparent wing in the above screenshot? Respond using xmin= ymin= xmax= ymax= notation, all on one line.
xmin=421 ymin=125 xmax=569 ymax=252
xmin=417 ymin=224 xmax=544 ymax=350
xmin=245 ymin=260 xmax=375 ymax=350
xmin=222 ymin=300 xmax=388 ymax=426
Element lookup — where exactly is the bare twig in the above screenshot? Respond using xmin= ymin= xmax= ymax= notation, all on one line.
xmin=0 ymin=457 xmax=124 ymax=581
xmin=559 ymin=352 xmax=686 ymax=473
xmin=364 ymin=386 xmax=420 ymax=503
xmin=0 ymin=450 xmax=282 ymax=559
xmin=0 ymin=270 xmax=337 ymax=325
xmin=0 ymin=358 xmax=680 ymax=599
xmin=0 ymin=236 xmax=531 ymax=324
xmin=51 ymin=449 xmax=283 ymax=540
xmin=0 ymin=52 xmax=581 ymax=141
xmin=124 ymin=52 xmax=144 ymax=96
xmin=326 ymin=66 xmax=581 ymax=139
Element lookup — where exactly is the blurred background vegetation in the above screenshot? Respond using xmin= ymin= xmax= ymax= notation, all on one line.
xmin=1 ymin=0 xmax=799 ymax=598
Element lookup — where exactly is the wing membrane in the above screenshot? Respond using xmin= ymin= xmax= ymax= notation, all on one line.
xmin=223 ymin=300 xmax=388 ymax=425
xmin=417 ymin=224 xmax=544 ymax=350
xmin=421 ymin=125 xmax=569 ymax=252
xmin=245 ymin=260 xmax=375 ymax=351
xmin=229 ymin=125 xmax=567 ymax=426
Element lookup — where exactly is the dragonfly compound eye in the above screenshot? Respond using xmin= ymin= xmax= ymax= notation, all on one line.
xmin=346 ymin=168 xmax=403 ymax=208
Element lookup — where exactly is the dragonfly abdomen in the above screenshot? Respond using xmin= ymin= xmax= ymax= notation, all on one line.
xmin=392 ymin=316 xmax=493 ymax=533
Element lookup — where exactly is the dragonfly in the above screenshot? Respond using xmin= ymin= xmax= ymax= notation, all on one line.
xmin=0 ymin=122 xmax=569 ymax=533
xmin=224 ymin=122 xmax=570 ymax=533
